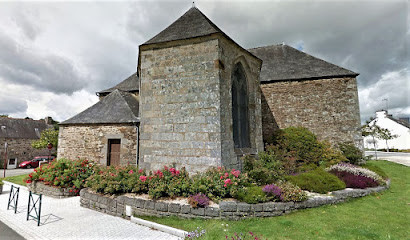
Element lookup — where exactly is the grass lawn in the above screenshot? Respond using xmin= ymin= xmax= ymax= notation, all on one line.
xmin=142 ymin=160 xmax=409 ymax=240
xmin=1 ymin=174 xmax=28 ymax=186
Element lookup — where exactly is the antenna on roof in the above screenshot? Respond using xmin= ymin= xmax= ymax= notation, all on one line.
xmin=382 ymin=98 xmax=389 ymax=112
xmin=192 ymin=1 xmax=195 ymax=8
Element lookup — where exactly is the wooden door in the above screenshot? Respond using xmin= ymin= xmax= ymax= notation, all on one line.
xmin=108 ymin=139 xmax=121 ymax=166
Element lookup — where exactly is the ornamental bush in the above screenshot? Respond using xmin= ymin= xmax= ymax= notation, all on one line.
xmin=265 ymin=127 xmax=347 ymax=174
xmin=338 ymin=142 xmax=365 ymax=165
xmin=190 ymin=167 xmax=248 ymax=200
xmin=147 ymin=166 xmax=191 ymax=199
xmin=25 ymin=158 xmax=94 ymax=195
xmin=262 ymin=184 xmax=282 ymax=201
xmin=326 ymin=163 xmax=386 ymax=188
xmin=286 ymin=168 xmax=346 ymax=193
xmin=243 ymin=149 xmax=284 ymax=185
xmin=235 ymin=186 xmax=268 ymax=204
xmin=188 ymin=193 xmax=210 ymax=208
xmin=275 ymin=181 xmax=307 ymax=202
xmin=86 ymin=165 xmax=148 ymax=194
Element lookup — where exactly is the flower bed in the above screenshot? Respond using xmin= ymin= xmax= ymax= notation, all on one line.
xmin=80 ymin=180 xmax=389 ymax=220
xmin=25 ymin=158 xmax=94 ymax=197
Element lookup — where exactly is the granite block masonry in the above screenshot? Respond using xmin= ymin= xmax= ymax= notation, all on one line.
xmin=80 ymin=180 xmax=389 ymax=220
xmin=138 ymin=36 xmax=264 ymax=173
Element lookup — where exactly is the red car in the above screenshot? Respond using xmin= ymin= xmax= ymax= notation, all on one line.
xmin=19 ymin=156 xmax=54 ymax=169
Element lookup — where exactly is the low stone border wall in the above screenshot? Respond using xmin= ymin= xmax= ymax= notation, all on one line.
xmin=27 ymin=181 xmax=77 ymax=198
xmin=80 ymin=181 xmax=389 ymax=220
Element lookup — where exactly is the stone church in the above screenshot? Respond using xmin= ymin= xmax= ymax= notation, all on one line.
xmin=58 ymin=7 xmax=361 ymax=173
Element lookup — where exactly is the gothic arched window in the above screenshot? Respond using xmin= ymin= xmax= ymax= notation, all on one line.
xmin=231 ymin=63 xmax=250 ymax=148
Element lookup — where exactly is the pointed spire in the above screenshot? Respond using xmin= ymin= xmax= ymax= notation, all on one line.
xmin=143 ymin=7 xmax=223 ymax=45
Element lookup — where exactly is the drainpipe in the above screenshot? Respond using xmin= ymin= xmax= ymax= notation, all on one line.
xmin=135 ymin=124 xmax=139 ymax=166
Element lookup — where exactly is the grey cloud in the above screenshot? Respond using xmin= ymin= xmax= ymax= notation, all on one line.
xmin=0 ymin=96 xmax=28 ymax=115
xmin=13 ymin=7 xmax=42 ymax=41
xmin=0 ymin=31 xmax=86 ymax=94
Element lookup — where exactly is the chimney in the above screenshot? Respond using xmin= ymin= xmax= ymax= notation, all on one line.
xmin=45 ymin=116 xmax=54 ymax=125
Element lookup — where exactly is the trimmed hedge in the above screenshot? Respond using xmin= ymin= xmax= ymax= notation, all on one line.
xmin=286 ymin=168 xmax=346 ymax=194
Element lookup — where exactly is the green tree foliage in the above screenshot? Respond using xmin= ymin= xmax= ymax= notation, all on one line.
xmin=31 ymin=128 xmax=59 ymax=149
xmin=362 ymin=121 xmax=397 ymax=152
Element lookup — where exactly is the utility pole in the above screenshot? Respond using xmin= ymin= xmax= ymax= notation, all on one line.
xmin=3 ymin=142 xmax=8 ymax=178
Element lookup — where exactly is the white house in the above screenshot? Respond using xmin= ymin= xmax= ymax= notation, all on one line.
xmin=363 ymin=110 xmax=410 ymax=150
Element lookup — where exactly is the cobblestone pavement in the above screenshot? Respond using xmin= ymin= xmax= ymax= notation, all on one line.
xmin=365 ymin=151 xmax=410 ymax=167
xmin=0 ymin=183 xmax=181 ymax=240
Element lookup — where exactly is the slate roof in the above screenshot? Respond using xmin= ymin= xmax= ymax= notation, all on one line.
xmin=98 ymin=72 xmax=139 ymax=95
xmin=248 ymin=44 xmax=359 ymax=83
xmin=0 ymin=118 xmax=50 ymax=139
xmin=60 ymin=90 xmax=139 ymax=125
xmin=387 ymin=116 xmax=410 ymax=129
xmin=143 ymin=7 xmax=223 ymax=45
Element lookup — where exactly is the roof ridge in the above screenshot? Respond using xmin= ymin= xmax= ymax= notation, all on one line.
xmin=117 ymin=90 xmax=139 ymax=119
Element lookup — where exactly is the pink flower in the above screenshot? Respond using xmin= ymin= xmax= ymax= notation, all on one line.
xmin=224 ymin=172 xmax=229 ymax=178
xmin=138 ymin=169 xmax=143 ymax=174
xmin=139 ymin=175 xmax=147 ymax=182
xmin=175 ymin=170 xmax=180 ymax=176
xmin=224 ymin=178 xmax=232 ymax=187
xmin=231 ymin=169 xmax=240 ymax=178
xmin=128 ymin=170 xmax=134 ymax=174
xmin=163 ymin=166 xmax=169 ymax=171
xmin=220 ymin=175 xmax=224 ymax=180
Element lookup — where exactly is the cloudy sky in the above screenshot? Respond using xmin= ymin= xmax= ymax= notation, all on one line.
xmin=0 ymin=0 xmax=408 ymax=123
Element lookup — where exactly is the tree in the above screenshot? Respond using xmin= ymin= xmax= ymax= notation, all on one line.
xmin=32 ymin=128 xmax=59 ymax=149
xmin=361 ymin=121 xmax=383 ymax=159
xmin=377 ymin=128 xmax=398 ymax=152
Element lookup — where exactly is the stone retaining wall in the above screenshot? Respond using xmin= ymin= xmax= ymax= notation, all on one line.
xmin=27 ymin=181 xmax=77 ymax=198
xmin=80 ymin=181 xmax=389 ymax=220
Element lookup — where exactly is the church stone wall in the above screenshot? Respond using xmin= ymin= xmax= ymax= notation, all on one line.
xmin=138 ymin=39 xmax=223 ymax=174
xmin=57 ymin=124 xmax=138 ymax=166
xmin=218 ymin=38 xmax=264 ymax=169
xmin=260 ymin=77 xmax=362 ymax=146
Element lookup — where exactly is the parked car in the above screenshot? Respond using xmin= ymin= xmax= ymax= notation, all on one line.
xmin=19 ymin=156 xmax=54 ymax=169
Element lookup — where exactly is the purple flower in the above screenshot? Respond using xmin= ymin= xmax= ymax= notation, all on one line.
xmin=188 ymin=193 xmax=210 ymax=208
xmin=262 ymin=184 xmax=282 ymax=198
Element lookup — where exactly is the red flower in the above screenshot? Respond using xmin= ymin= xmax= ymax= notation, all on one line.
xmin=163 ymin=166 xmax=169 ymax=171
xmin=138 ymin=169 xmax=143 ymax=174
xmin=224 ymin=178 xmax=232 ymax=187
xmin=128 ymin=170 xmax=134 ymax=174
xmin=224 ymin=172 xmax=229 ymax=178
xmin=175 ymin=170 xmax=180 ymax=176
xmin=139 ymin=175 xmax=147 ymax=182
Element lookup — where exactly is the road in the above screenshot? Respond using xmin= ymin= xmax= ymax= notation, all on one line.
xmin=365 ymin=151 xmax=410 ymax=167
xmin=0 ymin=219 xmax=25 ymax=240
xmin=1 ymin=168 xmax=34 ymax=178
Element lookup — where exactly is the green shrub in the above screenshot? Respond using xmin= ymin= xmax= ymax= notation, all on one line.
xmin=86 ymin=165 xmax=148 ymax=194
xmin=243 ymin=148 xmax=284 ymax=185
xmin=190 ymin=167 xmax=248 ymax=201
xmin=267 ymin=127 xmax=347 ymax=173
xmin=338 ymin=142 xmax=364 ymax=165
xmin=276 ymin=181 xmax=308 ymax=202
xmin=286 ymin=168 xmax=346 ymax=193
xmin=234 ymin=186 xmax=268 ymax=204
xmin=148 ymin=166 xmax=191 ymax=199
xmin=26 ymin=158 xmax=94 ymax=194
xmin=0 ymin=179 xmax=3 ymax=186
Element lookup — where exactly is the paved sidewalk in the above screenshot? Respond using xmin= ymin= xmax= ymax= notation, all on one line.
xmin=0 ymin=183 xmax=181 ymax=240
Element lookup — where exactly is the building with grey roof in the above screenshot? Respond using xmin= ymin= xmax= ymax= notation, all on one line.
xmin=58 ymin=7 xmax=361 ymax=173
xmin=0 ymin=117 xmax=53 ymax=168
